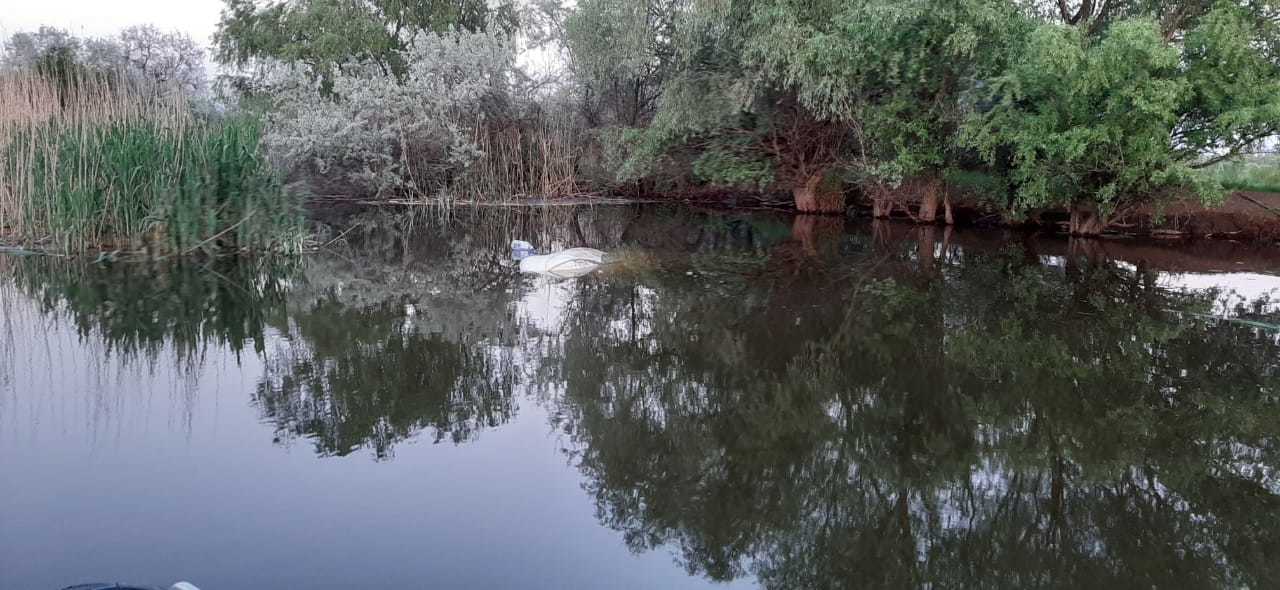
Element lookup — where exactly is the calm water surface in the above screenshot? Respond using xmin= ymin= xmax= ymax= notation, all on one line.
xmin=3 ymin=205 xmax=1280 ymax=589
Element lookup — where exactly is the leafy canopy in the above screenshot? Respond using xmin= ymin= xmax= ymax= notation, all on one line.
xmin=964 ymin=2 xmax=1280 ymax=216
xmin=617 ymin=0 xmax=1026 ymax=190
xmin=214 ymin=0 xmax=518 ymax=91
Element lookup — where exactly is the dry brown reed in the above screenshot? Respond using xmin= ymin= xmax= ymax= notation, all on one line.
xmin=449 ymin=109 xmax=584 ymax=203
xmin=0 ymin=68 xmax=295 ymax=254
xmin=0 ymin=69 xmax=192 ymax=243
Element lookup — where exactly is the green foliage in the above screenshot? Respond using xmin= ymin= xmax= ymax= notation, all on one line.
xmin=1203 ymin=155 xmax=1280 ymax=193
xmin=4 ymin=115 xmax=301 ymax=253
xmin=692 ymin=138 xmax=776 ymax=190
xmin=742 ymin=0 xmax=1025 ymax=182
xmin=214 ymin=0 xmax=518 ymax=93
xmin=571 ymin=0 xmax=1280 ymax=218
xmin=944 ymin=169 xmax=1012 ymax=206
xmin=613 ymin=0 xmax=1027 ymax=195
xmin=1177 ymin=3 xmax=1280 ymax=162
xmin=564 ymin=0 xmax=676 ymax=127
xmin=961 ymin=18 xmax=1225 ymax=216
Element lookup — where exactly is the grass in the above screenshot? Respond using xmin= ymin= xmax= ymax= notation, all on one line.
xmin=1202 ymin=155 xmax=1280 ymax=194
xmin=0 ymin=69 xmax=303 ymax=254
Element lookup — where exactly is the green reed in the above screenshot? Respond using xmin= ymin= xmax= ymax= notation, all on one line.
xmin=0 ymin=70 xmax=302 ymax=254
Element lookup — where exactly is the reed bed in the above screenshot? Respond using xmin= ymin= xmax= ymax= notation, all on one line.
xmin=450 ymin=109 xmax=583 ymax=203
xmin=0 ymin=69 xmax=301 ymax=254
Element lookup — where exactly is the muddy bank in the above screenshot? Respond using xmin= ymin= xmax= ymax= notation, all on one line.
xmin=567 ymin=187 xmax=1280 ymax=242
xmin=1129 ymin=191 xmax=1280 ymax=241
xmin=851 ymin=190 xmax=1280 ymax=242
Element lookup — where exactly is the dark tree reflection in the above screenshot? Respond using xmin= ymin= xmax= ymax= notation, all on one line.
xmin=6 ymin=207 xmax=1280 ymax=588
xmin=253 ymin=299 xmax=518 ymax=459
xmin=545 ymin=231 xmax=1280 ymax=589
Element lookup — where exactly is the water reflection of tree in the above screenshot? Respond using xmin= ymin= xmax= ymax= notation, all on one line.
xmin=254 ymin=299 xmax=518 ymax=459
xmin=251 ymin=209 xmax=538 ymax=458
xmin=1 ymin=207 xmax=648 ymax=458
xmin=8 ymin=208 xmax=1280 ymax=588
xmin=546 ymin=239 xmax=1280 ymax=589
xmin=7 ymin=256 xmax=294 ymax=360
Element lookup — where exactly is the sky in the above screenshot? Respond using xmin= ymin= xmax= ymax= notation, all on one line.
xmin=0 ymin=0 xmax=565 ymax=74
xmin=0 ymin=0 xmax=226 ymax=46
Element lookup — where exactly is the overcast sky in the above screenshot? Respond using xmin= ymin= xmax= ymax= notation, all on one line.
xmin=1 ymin=0 xmax=226 ymax=46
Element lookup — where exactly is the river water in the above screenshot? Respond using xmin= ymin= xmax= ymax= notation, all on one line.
xmin=2 ymin=205 xmax=1279 ymax=589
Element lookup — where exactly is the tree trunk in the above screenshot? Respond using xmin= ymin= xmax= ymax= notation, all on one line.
xmin=868 ymin=184 xmax=893 ymax=219
xmin=872 ymin=197 xmax=893 ymax=219
xmin=793 ymin=171 xmax=845 ymax=214
xmin=943 ymin=192 xmax=954 ymax=226
xmin=1068 ymin=202 xmax=1107 ymax=236
xmin=871 ymin=219 xmax=892 ymax=246
xmin=917 ymin=178 xmax=941 ymax=224
xmin=917 ymin=226 xmax=939 ymax=271
xmin=792 ymin=215 xmax=842 ymax=256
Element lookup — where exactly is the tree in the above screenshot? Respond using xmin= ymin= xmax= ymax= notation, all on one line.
xmin=612 ymin=0 xmax=861 ymax=213
xmin=1024 ymin=0 xmax=1277 ymax=39
xmin=2 ymin=25 xmax=207 ymax=96
xmin=563 ymin=0 xmax=679 ymax=128
xmin=738 ymin=0 xmax=1024 ymax=221
xmin=615 ymin=0 xmax=1023 ymax=216
xmin=1 ymin=27 xmax=85 ymax=96
xmin=118 ymin=25 xmax=207 ymax=94
xmin=964 ymin=3 xmax=1280 ymax=235
xmin=214 ymin=0 xmax=518 ymax=93
xmin=1 ymin=26 xmax=80 ymax=71
xmin=264 ymin=30 xmax=517 ymax=198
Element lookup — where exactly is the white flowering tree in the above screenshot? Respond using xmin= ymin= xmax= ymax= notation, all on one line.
xmin=266 ymin=30 xmax=516 ymax=198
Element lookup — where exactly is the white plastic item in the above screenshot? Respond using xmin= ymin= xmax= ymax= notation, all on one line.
xmin=511 ymin=239 xmax=537 ymax=261
xmin=171 ymin=583 xmax=202 ymax=590
xmin=518 ymin=248 xmax=607 ymax=278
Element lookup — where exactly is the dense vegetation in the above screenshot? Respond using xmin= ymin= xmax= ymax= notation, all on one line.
xmin=0 ymin=29 xmax=302 ymax=254
xmin=214 ymin=0 xmax=1280 ymax=234
xmin=4 ymin=0 xmax=1280 ymax=249
xmin=0 ymin=73 xmax=302 ymax=254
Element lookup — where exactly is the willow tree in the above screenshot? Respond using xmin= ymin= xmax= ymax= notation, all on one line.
xmin=751 ymin=0 xmax=1024 ymax=220
xmin=618 ymin=0 xmax=1021 ymax=216
xmin=214 ymin=0 xmax=518 ymax=92
xmin=563 ymin=0 xmax=679 ymax=128
xmin=965 ymin=2 xmax=1280 ymax=234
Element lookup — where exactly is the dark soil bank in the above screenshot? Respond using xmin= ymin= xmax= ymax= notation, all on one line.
xmin=1140 ymin=192 xmax=1280 ymax=241
xmin=849 ymin=190 xmax=1280 ymax=243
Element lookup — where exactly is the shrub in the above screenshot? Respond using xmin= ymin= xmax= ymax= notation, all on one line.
xmin=264 ymin=29 xmax=579 ymax=201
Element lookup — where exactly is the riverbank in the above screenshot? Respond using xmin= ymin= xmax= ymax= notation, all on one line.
xmin=1136 ymin=191 xmax=1280 ymax=241
xmin=525 ymin=182 xmax=1280 ymax=243
xmin=846 ymin=190 xmax=1280 ymax=243
xmin=7 ymin=189 xmax=1280 ymax=257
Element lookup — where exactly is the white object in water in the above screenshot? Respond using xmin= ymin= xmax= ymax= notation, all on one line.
xmin=171 ymin=583 xmax=201 ymax=590
xmin=511 ymin=239 xmax=537 ymax=261
xmin=519 ymin=247 xmax=607 ymax=278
